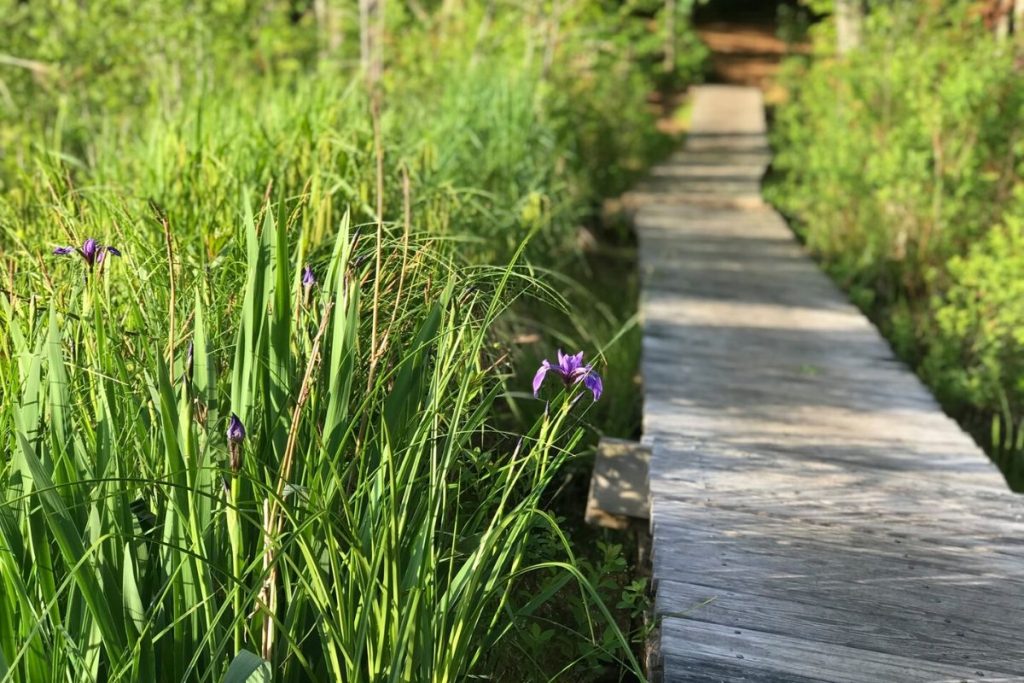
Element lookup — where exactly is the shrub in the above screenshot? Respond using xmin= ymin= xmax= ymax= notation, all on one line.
xmin=924 ymin=211 xmax=1024 ymax=431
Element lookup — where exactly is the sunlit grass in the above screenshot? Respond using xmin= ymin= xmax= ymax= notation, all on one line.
xmin=0 ymin=1 xmax=703 ymax=679
xmin=1 ymin=203 xmax=641 ymax=681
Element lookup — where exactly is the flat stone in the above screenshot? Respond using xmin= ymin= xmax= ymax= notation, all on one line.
xmin=586 ymin=438 xmax=651 ymax=529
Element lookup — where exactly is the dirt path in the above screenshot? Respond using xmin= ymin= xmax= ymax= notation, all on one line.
xmin=700 ymin=23 xmax=787 ymax=91
xmin=695 ymin=6 xmax=809 ymax=105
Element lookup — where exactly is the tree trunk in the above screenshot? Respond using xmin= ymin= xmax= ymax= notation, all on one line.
xmin=996 ymin=0 xmax=1011 ymax=41
xmin=835 ymin=0 xmax=862 ymax=55
xmin=314 ymin=0 xmax=343 ymax=59
xmin=663 ymin=0 xmax=676 ymax=76
xmin=359 ymin=0 xmax=371 ymax=72
xmin=359 ymin=0 xmax=384 ymax=87
xmin=541 ymin=0 xmax=563 ymax=80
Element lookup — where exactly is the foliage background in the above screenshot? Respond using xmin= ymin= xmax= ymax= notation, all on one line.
xmin=769 ymin=0 xmax=1024 ymax=485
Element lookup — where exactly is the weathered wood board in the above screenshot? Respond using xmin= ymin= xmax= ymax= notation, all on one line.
xmin=638 ymin=85 xmax=1024 ymax=682
xmin=586 ymin=438 xmax=651 ymax=529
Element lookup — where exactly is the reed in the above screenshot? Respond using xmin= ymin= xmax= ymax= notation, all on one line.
xmin=0 ymin=1 xmax=703 ymax=679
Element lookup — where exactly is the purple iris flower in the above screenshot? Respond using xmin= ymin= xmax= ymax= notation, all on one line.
xmin=53 ymin=238 xmax=122 ymax=268
xmin=227 ymin=414 xmax=246 ymax=443
xmin=302 ymin=265 xmax=315 ymax=289
xmin=227 ymin=413 xmax=246 ymax=473
xmin=532 ymin=350 xmax=603 ymax=401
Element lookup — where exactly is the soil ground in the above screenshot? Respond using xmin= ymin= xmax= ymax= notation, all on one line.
xmin=693 ymin=0 xmax=812 ymax=104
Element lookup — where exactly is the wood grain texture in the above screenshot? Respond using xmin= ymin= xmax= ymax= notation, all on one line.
xmin=639 ymin=86 xmax=1024 ymax=682
xmin=586 ymin=438 xmax=651 ymax=527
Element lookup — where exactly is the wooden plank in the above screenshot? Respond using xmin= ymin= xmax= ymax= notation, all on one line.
xmin=585 ymin=438 xmax=651 ymax=528
xmin=651 ymin=496 xmax=1024 ymax=545
xmin=651 ymin=522 xmax=1024 ymax=592
xmin=637 ymin=86 xmax=1024 ymax=681
xmin=660 ymin=619 xmax=1013 ymax=682
xmin=650 ymin=503 xmax=1024 ymax=562
xmin=656 ymin=579 xmax=1024 ymax=672
xmin=654 ymin=569 xmax=1024 ymax=648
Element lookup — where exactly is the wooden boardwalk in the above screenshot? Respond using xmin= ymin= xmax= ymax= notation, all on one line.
xmin=637 ymin=86 xmax=1024 ymax=682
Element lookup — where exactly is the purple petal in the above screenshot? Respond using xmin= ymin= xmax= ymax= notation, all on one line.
xmin=568 ymin=366 xmax=589 ymax=382
xmin=227 ymin=413 xmax=246 ymax=442
xmin=53 ymin=246 xmax=75 ymax=256
xmin=96 ymin=245 xmax=121 ymax=264
xmin=558 ymin=352 xmax=573 ymax=374
xmin=532 ymin=360 xmax=552 ymax=398
xmin=302 ymin=264 xmax=315 ymax=287
xmin=582 ymin=370 xmax=603 ymax=401
xmin=82 ymin=238 xmax=98 ymax=264
xmin=559 ymin=350 xmax=584 ymax=374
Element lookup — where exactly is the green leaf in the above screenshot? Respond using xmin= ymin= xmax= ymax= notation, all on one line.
xmin=193 ymin=286 xmax=217 ymax=412
xmin=223 ymin=650 xmax=272 ymax=683
xmin=14 ymin=432 xmax=127 ymax=661
xmin=122 ymin=543 xmax=146 ymax=635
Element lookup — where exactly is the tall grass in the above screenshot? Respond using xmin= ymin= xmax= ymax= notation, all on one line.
xmin=0 ymin=0 xmax=703 ymax=678
xmin=1 ymin=200 xmax=639 ymax=680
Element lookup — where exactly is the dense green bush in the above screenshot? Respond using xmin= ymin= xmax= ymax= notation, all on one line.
xmin=925 ymin=211 xmax=1024 ymax=447
xmin=770 ymin=1 xmax=1024 ymax=480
